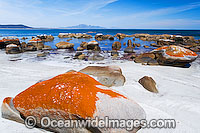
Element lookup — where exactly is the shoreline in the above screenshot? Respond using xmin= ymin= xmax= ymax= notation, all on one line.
xmin=1 ymin=28 xmax=200 ymax=30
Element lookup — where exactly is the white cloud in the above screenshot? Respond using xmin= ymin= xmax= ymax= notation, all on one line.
xmin=62 ymin=0 xmax=118 ymax=16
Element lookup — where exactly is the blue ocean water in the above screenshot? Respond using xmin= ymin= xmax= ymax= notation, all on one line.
xmin=0 ymin=29 xmax=200 ymax=51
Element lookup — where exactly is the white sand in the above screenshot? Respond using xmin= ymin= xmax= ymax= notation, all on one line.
xmin=0 ymin=50 xmax=200 ymax=132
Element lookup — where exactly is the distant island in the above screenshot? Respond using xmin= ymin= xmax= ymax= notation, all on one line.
xmin=0 ymin=24 xmax=32 ymax=29
xmin=0 ymin=24 xmax=105 ymax=29
xmin=63 ymin=24 xmax=105 ymax=29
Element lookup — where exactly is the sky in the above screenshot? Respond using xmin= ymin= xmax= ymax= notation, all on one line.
xmin=0 ymin=0 xmax=200 ymax=29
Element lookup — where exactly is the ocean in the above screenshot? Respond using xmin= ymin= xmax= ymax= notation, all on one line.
xmin=0 ymin=29 xmax=200 ymax=52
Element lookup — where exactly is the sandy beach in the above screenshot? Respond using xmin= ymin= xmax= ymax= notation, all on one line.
xmin=0 ymin=49 xmax=200 ymax=132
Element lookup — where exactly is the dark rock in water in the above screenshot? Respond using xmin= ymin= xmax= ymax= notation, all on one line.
xmin=0 ymin=37 xmax=21 ymax=49
xmin=150 ymin=43 xmax=160 ymax=47
xmin=37 ymin=35 xmax=54 ymax=42
xmin=115 ymin=33 xmax=127 ymax=40
xmin=112 ymin=41 xmax=121 ymax=50
xmin=127 ymin=39 xmax=132 ymax=47
xmin=87 ymin=41 xmax=101 ymax=51
xmin=80 ymin=42 xmax=88 ymax=49
xmin=143 ymin=45 xmax=149 ymax=48
xmin=109 ymin=36 xmax=114 ymax=40
xmin=124 ymin=47 xmax=134 ymax=53
xmin=66 ymin=39 xmax=72 ymax=42
xmin=21 ymin=37 xmax=28 ymax=40
xmin=135 ymin=43 xmax=141 ymax=47
xmin=174 ymin=35 xmax=184 ymax=42
xmin=139 ymin=76 xmax=158 ymax=93
xmin=95 ymin=34 xmax=114 ymax=41
xmin=6 ymin=44 xmax=22 ymax=54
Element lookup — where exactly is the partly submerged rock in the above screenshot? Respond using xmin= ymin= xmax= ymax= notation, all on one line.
xmin=80 ymin=66 xmax=126 ymax=87
xmin=42 ymin=45 xmax=52 ymax=51
xmin=2 ymin=72 xmax=145 ymax=132
xmin=112 ymin=41 xmax=121 ymax=51
xmin=23 ymin=43 xmax=37 ymax=51
xmin=143 ymin=45 xmax=149 ymax=48
xmin=127 ymin=39 xmax=132 ymax=47
xmin=139 ymin=76 xmax=158 ymax=93
xmin=87 ymin=41 xmax=101 ymax=51
xmin=28 ymin=38 xmax=44 ymax=50
xmin=0 ymin=37 xmax=21 ymax=49
xmin=56 ymin=42 xmax=74 ymax=49
xmin=6 ymin=44 xmax=21 ymax=54
xmin=37 ymin=34 xmax=54 ymax=42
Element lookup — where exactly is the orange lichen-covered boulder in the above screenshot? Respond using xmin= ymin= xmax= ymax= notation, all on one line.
xmin=28 ymin=37 xmax=44 ymax=50
xmin=0 ymin=37 xmax=21 ymax=49
xmin=152 ymin=45 xmax=198 ymax=67
xmin=2 ymin=72 xmax=145 ymax=132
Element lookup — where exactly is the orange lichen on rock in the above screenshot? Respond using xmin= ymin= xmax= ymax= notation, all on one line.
xmin=29 ymin=38 xmax=42 ymax=42
xmin=1 ymin=38 xmax=19 ymax=42
xmin=3 ymin=97 xmax=12 ymax=104
xmin=154 ymin=45 xmax=198 ymax=57
xmin=13 ymin=72 xmax=125 ymax=119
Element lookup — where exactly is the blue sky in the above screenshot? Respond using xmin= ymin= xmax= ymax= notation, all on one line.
xmin=0 ymin=0 xmax=200 ymax=29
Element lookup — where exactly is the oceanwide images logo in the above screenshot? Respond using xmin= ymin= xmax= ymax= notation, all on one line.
xmin=25 ymin=116 xmax=176 ymax=131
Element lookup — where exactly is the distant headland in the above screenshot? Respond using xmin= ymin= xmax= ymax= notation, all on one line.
xmin=0 ymin=24 xmax=32 ymax=29
xmin=0 ymin=24 xmax=106 ymax=29
xmin=62 ymin=24 xmax=105 ymax=29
